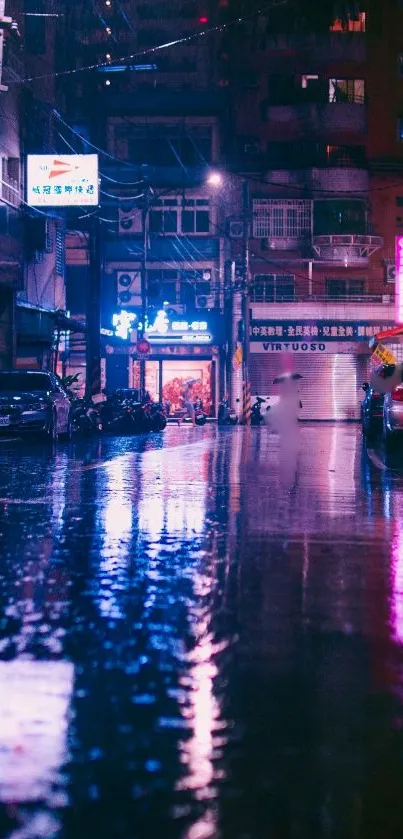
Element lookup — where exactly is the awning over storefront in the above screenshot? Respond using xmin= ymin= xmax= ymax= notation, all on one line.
xmin=370 ymin=325 xmax=403 ymax=346
xmin=16 ymin=304 xmax=85 ymax=345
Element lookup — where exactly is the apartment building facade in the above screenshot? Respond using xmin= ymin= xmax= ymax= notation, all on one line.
xmin=221 ymin=0 xmax=402 ymax=419
xmin=63 ymin=0 xmax=227 ymax=412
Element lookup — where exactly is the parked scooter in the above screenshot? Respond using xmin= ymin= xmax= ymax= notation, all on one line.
xmin=100 ymin=389 xmax=167 ymax=434
xmin=142 ymin=395 xmax=167 ymax=431
xmin=251 ymin=396 xmax=269 ymax=426
xmin=194 ymin=397 xmax=207 ymax=426
xmin=69 ymin=396 xmax=102 ymax=435
xmin=218 ymin=397 xmax=238 ymax=426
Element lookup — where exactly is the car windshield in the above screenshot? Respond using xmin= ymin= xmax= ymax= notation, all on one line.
xmin=0 ymin=373 xmax=51 ymax=392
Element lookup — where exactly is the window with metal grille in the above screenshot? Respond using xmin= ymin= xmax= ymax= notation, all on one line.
xmin=326 ymin=278 xmax=365 ymax=299
xmin=253 ymin=200 xmax=311 ymax=239
xmin=251 ymin=274 xmax=295 ymax=302
xmin=329 ymin=79 xmax=365 ymax=104
xmin=55 ymin=229 xmax=65 ymax=277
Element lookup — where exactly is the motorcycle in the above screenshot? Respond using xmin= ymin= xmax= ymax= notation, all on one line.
xmin=142 ymin=396 xmax=167 ymax=432
xmin=251 ymin=396 xmax=269 ymax=426
xmin=218 ymin=397 xmax=238 ymax=426
xmin=65 ymin=390 xmax=102 ymax=436
xmin=100 ymin=392 xmax=138 ymax=434
xmin=194 ymin=397 xmax=207 ymax=426
xmin=100 ymin=390 xmax=167 ymax=434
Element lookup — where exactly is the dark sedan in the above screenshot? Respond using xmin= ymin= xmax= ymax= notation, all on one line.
xmin=0 ymin=370 xmax=72 ymax=441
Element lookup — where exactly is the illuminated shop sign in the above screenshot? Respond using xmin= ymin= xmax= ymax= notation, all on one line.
xmin=250 ymin=321 xmax=395 ymax=341
xmin=26 ymin=154 xmax=99 ymax=207
xmin=396 ymin=236 xmax=403 ymax=324
xmin=145 ymin=310 xmax=213 ymax=344
xmin=112 ymin=310 xmax=137 ymax=340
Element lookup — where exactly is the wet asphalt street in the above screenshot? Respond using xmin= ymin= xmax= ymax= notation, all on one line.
xmin=1 ymin=424 xmax=403 ymax=839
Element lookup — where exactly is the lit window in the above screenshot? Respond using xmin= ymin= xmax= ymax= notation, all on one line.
xmin=329 ymin=78 xmax=365 ymax=104
xmin=398 ymin=53 xmax=403 ymax=77
xmin=398 ymin=119 xmax=403 ymax=140
xmin=330 ymin=12 xmax=366 ymax=32
xmin=301 ymin=74 xmax=319 ymax=89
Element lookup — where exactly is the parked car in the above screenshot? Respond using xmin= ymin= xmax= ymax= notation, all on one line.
xmin=361 ymin=381 xmax=384 ymax=440
xmin=383 ymin=385 xmax=403 ymax=451
xmin=0 ymin=370 xmax=73 ymax=441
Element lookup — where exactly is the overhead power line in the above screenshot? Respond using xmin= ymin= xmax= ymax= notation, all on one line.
xmin=16 ymin=1 xmax=288 ymax=84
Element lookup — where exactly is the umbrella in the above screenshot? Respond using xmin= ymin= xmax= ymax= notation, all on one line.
xmin=273 ymin=373 xmax=303 ymax=384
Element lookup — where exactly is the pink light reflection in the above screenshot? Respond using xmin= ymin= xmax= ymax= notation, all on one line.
xmin=391 ymin=522 xmax=403 ymax=644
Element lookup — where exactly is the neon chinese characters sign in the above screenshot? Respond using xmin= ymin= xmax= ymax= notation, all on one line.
xmin=112 ymin=311 xmax=137 ymax=340
xmin=396 ymin=236 xmax=403 ymax=325
xmin=145 ymin=310 xmax=213 ymax=344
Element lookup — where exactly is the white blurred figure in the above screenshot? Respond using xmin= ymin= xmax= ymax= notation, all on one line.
xmin=270 ymin=374 xmax=302 ymax=488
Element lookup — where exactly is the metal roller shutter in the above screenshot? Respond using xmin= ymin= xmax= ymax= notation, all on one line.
xmin=250 ymin=353 xmax=370 ymax=420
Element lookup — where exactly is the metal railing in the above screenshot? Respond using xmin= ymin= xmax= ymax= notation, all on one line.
xmin=250 ymin=291 xmax=395 ymax=304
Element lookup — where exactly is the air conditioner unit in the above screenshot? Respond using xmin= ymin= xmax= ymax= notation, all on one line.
xmin=382 ymin=294 xmax=391 ymax=304
xmin=386 ymin=264 xmax=396 ymax=282
xmin=118 ymin=205 xmax=142 ymax=235
xmin=228 ymin=220 xmax=244 ymax=238
xmin=165 ymin=304 xmax=185 ymax=316
xmin=196 ymin=294 xmax=214 ymax=310
xmin=117 ymin=270 xmax=141 ymax=306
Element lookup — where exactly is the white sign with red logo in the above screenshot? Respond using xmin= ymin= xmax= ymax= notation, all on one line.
xmin=26 ymin=155 xmax=99 ymax=206
xmin=396 ymin=235 xmax=403 ymax=325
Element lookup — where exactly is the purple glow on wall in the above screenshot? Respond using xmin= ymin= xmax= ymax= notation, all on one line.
xmin=395 ymin=236 xmax=403 ymax=324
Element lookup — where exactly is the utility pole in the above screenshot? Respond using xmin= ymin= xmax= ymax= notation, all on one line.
xmin=138 ymin=200 xmax=148 ymax=399
xmin=241 ymin=180 xmax=251 ymax=425
xmin=85 ymin=215 xmax=101 ymax=399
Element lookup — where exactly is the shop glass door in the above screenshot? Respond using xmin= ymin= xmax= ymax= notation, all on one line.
xmin=162 ymin=360 xmax=212 ymax=415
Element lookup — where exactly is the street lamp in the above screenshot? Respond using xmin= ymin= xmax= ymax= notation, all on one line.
xmin=205 ymin=170 xmax=251 ymax=423
xmin=206 ymin=171 xmax=224 ymax=188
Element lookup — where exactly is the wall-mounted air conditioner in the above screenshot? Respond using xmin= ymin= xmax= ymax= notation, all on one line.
xmin=228 ymin=220 xmax=244 ymax=238
xmin=117 ymin=270 xmax=141 ymax=306
xmin=195 ymin=294 xmax=214 ymax=310
xmin=118 ymin=205 xmax=142 ymax=235
xmin=386 ymin=264 xmax=396 ymax=282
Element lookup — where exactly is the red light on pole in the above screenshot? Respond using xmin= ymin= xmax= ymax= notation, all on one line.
xmin=198 ymin=16 xmax=208 ymax=23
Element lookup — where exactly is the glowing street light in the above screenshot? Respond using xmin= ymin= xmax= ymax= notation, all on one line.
xmin=206 ymin=171 xmax=223 ymax=188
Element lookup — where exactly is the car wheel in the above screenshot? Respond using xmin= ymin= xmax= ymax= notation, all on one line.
xmin=43 ymin=409 xmax=58 ymax=443
xmin=384 ymin=426 xmax=396 ymax=455
xmin=61 ymin=413 xmax=73 ymax=442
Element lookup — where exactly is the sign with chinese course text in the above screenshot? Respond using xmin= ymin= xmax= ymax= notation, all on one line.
xmin=250 ymin=321 xmax=395 ymax=342
xmin=396 ymin=236 xmax=403 ymax=324
xmin=26 ymin=155 xmax=99 ymax=207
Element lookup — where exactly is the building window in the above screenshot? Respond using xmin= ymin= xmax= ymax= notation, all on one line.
xmin=314 ymin=200 xmax=366 ymax=235
xmin=326 ymin=278 xmax=365 ymax=299
xmin=329 ymin=79 xmax=365 ymax=104
xmin=149 ymin=198 xmax=179 ymax=234
xmin=253 ymin=200 xmax=311 ymax=239
xmin=251 ymin=274 xmax=295 ymax=302
xmin=148 ymin=269 xmax=179 ymax=306
xmin=149 ymin=197 xmax=210 ymax=236
xmin=1 ymin=157 xmax=20 ymax=206
xmin=181 ymin=199 xmax=210 ymax=233
xmin=398 ymin=119 xmax=403 ymax=141
xmin=55 ymin=229 xmax=65 ymax=277
xmin=330 ymin=12 xmax=366 ymax=32
xmin=396 ymin=196 xmax=403 ymax=207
